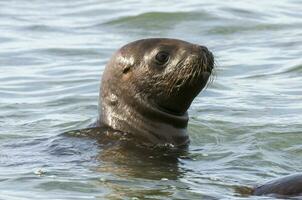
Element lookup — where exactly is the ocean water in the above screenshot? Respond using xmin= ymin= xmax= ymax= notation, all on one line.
xmin=0 ymin=0 xmax=302 ymax=199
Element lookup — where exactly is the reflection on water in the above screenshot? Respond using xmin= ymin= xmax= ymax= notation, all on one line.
xmin=0 ymin=0 xmax=302 ymax=199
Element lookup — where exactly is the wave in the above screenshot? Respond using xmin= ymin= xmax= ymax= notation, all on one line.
xmin=104 ymin=11 xmax=215 ymax=28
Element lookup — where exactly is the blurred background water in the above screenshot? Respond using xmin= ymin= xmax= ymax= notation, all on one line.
xmin=0 ymin=0 xmax=302 ymax=199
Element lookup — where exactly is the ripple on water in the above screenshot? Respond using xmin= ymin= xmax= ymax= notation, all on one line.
xmin=104 ymin=11 xmax=216 ymax=29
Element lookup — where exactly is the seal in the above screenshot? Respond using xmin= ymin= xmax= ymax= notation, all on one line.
xmin=252 ymin=174 xmax=302 ymax=197
xmin=97 ymin=38 xmax=214 ymax=147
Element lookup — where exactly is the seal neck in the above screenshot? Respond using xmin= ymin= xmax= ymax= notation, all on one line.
xmin=99 ymin=94 xmax=189 ymax=147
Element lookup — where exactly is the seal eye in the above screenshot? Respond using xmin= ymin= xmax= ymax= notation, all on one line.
xmin=155 ymin=51 xmax=169 ymax=64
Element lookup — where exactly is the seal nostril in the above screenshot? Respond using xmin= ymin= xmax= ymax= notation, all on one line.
xmin=199 ymin=45 xmax=209 ymax=53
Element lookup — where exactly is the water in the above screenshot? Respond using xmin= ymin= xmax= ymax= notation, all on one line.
xmin=1 ymin=0 xmax=302 ymax=199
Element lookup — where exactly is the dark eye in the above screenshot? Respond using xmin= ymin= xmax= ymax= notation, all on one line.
xmin=155 ymin=51 xmax=169 ymax=64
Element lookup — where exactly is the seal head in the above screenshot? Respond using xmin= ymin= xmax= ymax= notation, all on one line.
xmin=99 ymin=38 xmax=214 ymax=147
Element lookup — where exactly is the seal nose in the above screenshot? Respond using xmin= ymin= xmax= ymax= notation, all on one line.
xmin=197 ymin=45 xmax=214 ymax=72
xmin=199 ymin=45 xmax=209 ymax=54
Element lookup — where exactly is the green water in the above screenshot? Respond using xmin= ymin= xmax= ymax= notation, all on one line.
xmin=0 ymin=0 xmax=302 ymax=199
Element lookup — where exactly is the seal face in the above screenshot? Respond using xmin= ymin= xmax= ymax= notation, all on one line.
xmin=98 ymin=38 xmax=214 ymax=147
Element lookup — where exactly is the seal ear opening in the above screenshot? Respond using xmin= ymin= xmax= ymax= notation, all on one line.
xmin=122 ymin=65 xmax=130 ymax=74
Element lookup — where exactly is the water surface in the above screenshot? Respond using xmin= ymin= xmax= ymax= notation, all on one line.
xmin=1 ymin=0 xmax=302 ymax=199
